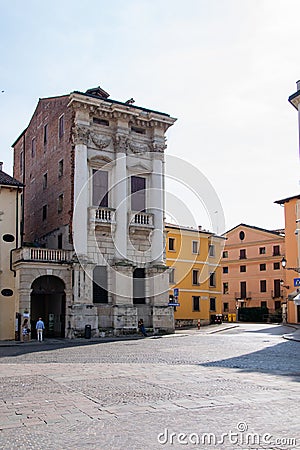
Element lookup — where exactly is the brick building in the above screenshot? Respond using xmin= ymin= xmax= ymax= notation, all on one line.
xmin=12 ymin=86 xmax=176 ymax=337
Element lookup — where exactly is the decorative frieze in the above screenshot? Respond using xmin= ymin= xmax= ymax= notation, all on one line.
xmin=89 ymin=132 xmax=111 ymax=149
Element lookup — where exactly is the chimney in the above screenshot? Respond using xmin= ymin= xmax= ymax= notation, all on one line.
xmin=198 ymin=225 xmax=202 ymax=231
xmin=297 ymin=80 xmax=300 ymax=91
xmin=0 ymin=162 xmax=3 ymax=171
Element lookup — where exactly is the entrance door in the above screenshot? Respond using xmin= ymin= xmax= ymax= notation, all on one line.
xmin=31 ymin=276 xmax=66 ymax=338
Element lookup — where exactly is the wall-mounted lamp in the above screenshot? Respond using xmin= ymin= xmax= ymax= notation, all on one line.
xmin=280 ymin=279 xmax=290 ymax=289
xmin=281 ymin=257 xmax=300 ymax=273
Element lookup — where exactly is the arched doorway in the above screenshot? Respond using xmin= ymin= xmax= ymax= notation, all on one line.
xmin=31 ymin=276 xmax=66 ymax=338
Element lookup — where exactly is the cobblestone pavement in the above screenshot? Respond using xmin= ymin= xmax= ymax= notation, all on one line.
xmin=0 ymin=323 xmax=299 ymax=450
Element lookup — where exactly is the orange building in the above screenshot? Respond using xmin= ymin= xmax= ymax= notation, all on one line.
xmin=275 ymin=195 xmax=300 ymax=323
xmin=166 ymin=224 xmax=223 ymax=327
xmin=221 ymin=224 xmax=285 ymax=320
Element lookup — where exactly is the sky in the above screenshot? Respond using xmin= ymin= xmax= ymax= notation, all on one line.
xmin=1 ymin=0 xmax=300 ymax=234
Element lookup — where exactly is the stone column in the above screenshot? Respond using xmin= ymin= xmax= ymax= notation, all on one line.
xmin=73 ymin=126 xmax=89 ymax=258
xmin=113 ymin=136 xmax=128 ymax=261
xmin=150 ymin=152 xmax=165 ymax=264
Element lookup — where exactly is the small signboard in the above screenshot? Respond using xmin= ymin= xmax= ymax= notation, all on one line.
xmin=173 ymin=288 xmax=179 ymax=297
xmin=168 ymin=302 xmax=180 ymax=307
xmin=294 ymin=278 xmax=300 ymax=287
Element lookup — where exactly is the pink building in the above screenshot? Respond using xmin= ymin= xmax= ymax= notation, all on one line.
xmin=221 ymin=224 xmax=285 ymax=320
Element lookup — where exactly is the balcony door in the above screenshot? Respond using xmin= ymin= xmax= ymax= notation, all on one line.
xmin=131 ymin=176 xmax=146 ymax=212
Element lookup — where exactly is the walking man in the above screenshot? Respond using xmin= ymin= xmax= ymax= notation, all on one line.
xmin=36 ymin=317 xmax=45 ymax=341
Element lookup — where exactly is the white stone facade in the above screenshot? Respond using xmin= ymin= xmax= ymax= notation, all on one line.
xmin=12 ymin=87 xmax=176 ymax=337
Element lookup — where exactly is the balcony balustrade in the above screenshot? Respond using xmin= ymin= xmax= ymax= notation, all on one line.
xmin=129 ymin=211 xmax=154 ymax=228
xmin=89 ymin=206 xmax=115 ymax=227
xmin=13 ymin=247 xmax=74 ymax=264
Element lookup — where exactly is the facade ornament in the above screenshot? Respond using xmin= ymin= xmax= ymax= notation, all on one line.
xmin=72 ymin=125 xmax=90 ymax=145
xmin=89 ymin=132 xmax=111 ymax=149
xmin=151 ymin=141 xmax=167 ymax=153
xmin=128 ymin=141 xmax=149 ymax=154
xmin=114 ymin=134 xmax=128 ymax=153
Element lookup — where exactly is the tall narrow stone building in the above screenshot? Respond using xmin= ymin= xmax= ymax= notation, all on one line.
xmin=12 ymin=86 xmax=176 ymax=337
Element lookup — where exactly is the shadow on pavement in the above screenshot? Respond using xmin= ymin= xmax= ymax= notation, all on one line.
xmin=199 ymin=339 xmax=300 ymax=382
xmin=0 ymin=335 xmax=147 ymax=358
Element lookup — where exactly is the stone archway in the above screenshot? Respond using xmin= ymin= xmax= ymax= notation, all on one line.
xmin=31 ymin=275 xmax=66 ymax=338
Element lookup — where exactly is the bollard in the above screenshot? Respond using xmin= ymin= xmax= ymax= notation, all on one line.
xmin=197 ymin=319 xmax=201 ymax=330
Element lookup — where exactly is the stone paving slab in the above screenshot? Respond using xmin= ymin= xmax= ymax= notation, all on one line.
xmin=0 ymin=324 xmax=299 ymax=449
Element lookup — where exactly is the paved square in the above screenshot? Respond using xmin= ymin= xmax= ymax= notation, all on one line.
xmin=0 ymin=324 xmax=299 ymax=449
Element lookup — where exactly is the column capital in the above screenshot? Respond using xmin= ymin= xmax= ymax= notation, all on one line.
xmin=114 ymin=134 xmax=129 ymax=153
xmin=72 ymin=125 xmax=90 ymax=145
xmin=150 ymin=139 xmax=167 ymax=153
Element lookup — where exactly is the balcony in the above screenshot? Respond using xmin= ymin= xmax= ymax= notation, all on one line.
xmin=13 ymin=247 xmax=74 ymax=264
xmin=89 ymin=206 xmax=115 ymax=227
xmin=129 ymin=211 xmax=154 ymax=228
xmin=235 ymin=291 xmax=252 ymax=300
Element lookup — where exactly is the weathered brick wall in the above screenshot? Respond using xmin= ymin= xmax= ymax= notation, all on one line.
xmin=13 ymin=95 xmax=74 ymax=246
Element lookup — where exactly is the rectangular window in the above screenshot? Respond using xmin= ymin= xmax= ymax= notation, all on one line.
xmin=20 ymin=151 xmax=24 ymax=173
xmin=58 ymin=233 xmax=63 ymax=249
xmin=93 ymin=266 xmax=108 ymax=303
xmin=168 ymin=267 xmax=175 ymax=284
xmin=131 ymin=176 xmax=146 ymax=211
xmin=223 ymin=302 xmax=229 ymax=312
xmin=210 ymin=298 xmax=216 ymax=311
xmin=192 ymin=270 xmax=199 ymax=285
xmin=133 ymin=268 xmax=145 ymax=304
xmin=223 ymin=267 xmax=228 ymax=274
xmin=259 ymin=247 xmax=266 ymax=255
xmin=93 ymin=170 xmax=108 ymax=207
xmin=274 ymin=300 xmax=281 ymax=310
xmin=58 ymin=159 xmax=64 ymax=178
xmin=273 ymin=245 xmax=280 ymax=256
xmin=43 ymin=173 xmax=47 ymax=190
xmin=42 ymin=205 xmax=47 ymax=221
xmin=222 ymin=251 xmax=228 ymax=258
xmin=193 ymin=296 xmax=200 ymax=311
xmin=260 ymin=280 xmax=267 ymax=293
xmin=43 ymin=124 xmax=48 ymax=145
xmin=93 ymin=117 xmax=109 ymax=126
xmin=58 ymin=115 xmax=64 ymax=138
xmin=209 ymin=244 xmax=215 ymax=257
xmin=273 ymin=262 xmax=280 ymax=270
xmin=273 ymin=279 xmax=281 ymax=298
xmin=31 ymin=138 xmax=36 ymax=158
xmin=131 ymin=126 xmax=146 ymax=134
xmin=58 ymin=194 xmax=64 ymax=213
xmin=223 ymin=282 xmax=229 ymax=294
xmin=240 ymin=265 xmax=246 ymax=273
xmin=240 ymin=281 xmax=246 ymax=299
xmin=260 ymin=263 xmax=266 ymax=271
xmin=192 ymin=240 xmax=199 ymax=254
xmin=168 ymin=237 xmax=175 ymax=251
xmin=240 ymin=249 xmax=246 ymax=259
xmin=261 ymin=301 xmax=267 ymax=308
xmin=209 ymin=272 xmax=216 ymax=287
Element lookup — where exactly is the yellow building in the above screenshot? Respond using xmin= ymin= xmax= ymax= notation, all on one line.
xmin=0 ymin=163 xmax=23 ymax=339
xmin=275 ymin=194 xmax=300 ymax=324
xmin=165 ymin=224 xmax=223 ymax=327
